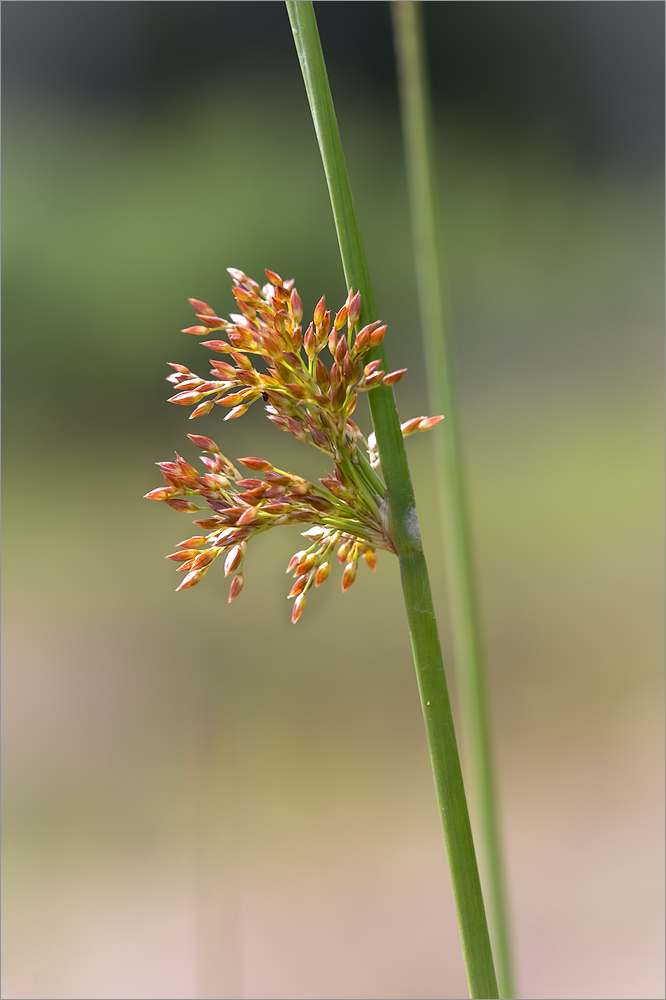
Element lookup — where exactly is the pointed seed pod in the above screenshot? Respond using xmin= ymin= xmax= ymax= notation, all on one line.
xmin=347 ymin=292 xmax=362 ymax=328
xmin=313 ymin=295 xmax=326 ymax=326
xmin=382 ymin=369 xmax=408 ymax=387
xmin=265 ymin=269 xmax=283 ymax=285
xmin=342 ymin=561 xmax=357 ymax=591
xmin=291 ymin=593 xmax=307 ymax=624
xmin=228 ymin=574 xmax=244 ymax=602
xmin=164 ymin=498 xmax=200 ymax=513
xmin=363 ymin=550 xmax=377 ymax=571
xmin=334 ymin=305 xmax=348 ymax=330
xmin=181 ymin=326 xmax=210 ymax=336
xmin=238 ymin=457 xmax=274 ymax=471
xmin=176 ymin=567 xmax=208 ymax=591
xmin=224 ymin=544 xmax=244 ymax=577
xmin=187 ymin=434 xmax=220 ymax=452
xmin=290 ymin=288 xmax=303 ymax=323
xmin=224 ymin=404 xmax=250 ymax=421
xmin=188 ymin=298 xmax=216 ymax=317
xmin=315 ymin=562 xmax=330 ymax=587
xmin=189 ymin=400 xmax=215 ymax=419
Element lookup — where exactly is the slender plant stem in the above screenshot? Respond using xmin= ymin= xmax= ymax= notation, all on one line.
xmin=285 ymin=4 xmax=499 ymax=997
xmin=391 ymin=5 xmax=515 ymax=997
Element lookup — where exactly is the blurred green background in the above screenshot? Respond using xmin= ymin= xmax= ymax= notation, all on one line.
xmin=2 ymin=3 xmax=663 ymax=998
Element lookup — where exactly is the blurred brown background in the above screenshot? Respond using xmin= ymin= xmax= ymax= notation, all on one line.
xmin=2 ymin=3 xmax=663 ymax=998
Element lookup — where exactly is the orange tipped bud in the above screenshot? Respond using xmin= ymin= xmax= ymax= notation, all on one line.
xmin=290 ymin=288 xmax=303 ymax=323
xmin=181 ymin=325 xmax=210 ymax=335
xmin=265 ymin=269 xmax=283 ymax=285
xmin=224 ymin=404 xmax=250 ymax=421
xmin=303 ymin=324 xmax=316 ymax=358
xmin=237 ymin=506 xmax=259 ymax=525
xmin=165 ymin=498 xmax=200 ymax=512
xmin=288 ymin=576 xmax=308 ymax=598
xmin=287 ymin=549 xmax=307 ymax=573
xmin=200 ymin=340 xmax=232 ymax=353
xmin=368 ymin=324 xmax=387 ymax=348
xmin=313 ymin=295 xmax=326 ymax=326
xmin=291 ymin=593 xmax=307 ymax=623
xmin=337 ymin=541 xmax=350 ymax=563
xmin=177 ymin=535 xmax=207 ymax=548
xmin=315 ymin=562 xmax=331 ymax=587
xmin=295 ymin=553 xmax=316 ymax=575
xmin=189 ymin=400 xmax=215 ymax=419
xmin=238 ymin=457 xmax=274 ymax=471
xmin=189 ymin=298 xmax=216 ymax=317
xmin=400 ymin=417 xmax=423 ymax=435
xmin=419 ymin=415 xmax=445 ymax=431
xmin=166 ymin=549 xmax=199 ymax=562
xmin=176 ymin=567 xmax=207 ymax=590
xmin=347 ymin=292 xmax=362 ymax=327
xmin=187 ymin=434 xmax=219 ymax=452
xmin=334 ymin=305 xmax=348 ymax=330
xmin=382 ymin=368 xmax=407 ymax=386
xmin=168 ymin=390 xmax=204 ymax=405
xmin=144 ymin=487 xmax=174 ymax=501
xmin=224 ymin=544 xmax=244 ymax=576
xmin=228 ymin=574 xmax=244 ymax=602
xmin=363 ymin=550 xmax=377 ymax=571
xmin=342 ymin=561 xmax=357 ymax=591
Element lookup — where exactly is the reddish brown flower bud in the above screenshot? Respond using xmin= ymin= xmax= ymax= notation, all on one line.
xmin=144 ymin=487 xmax=175 ymax=501
xmin=165 ymin=498 xmax=200 ymax=512
xmin=291 ymin=593 xmax=307 ymax=623
xmin=288 ymin=576 xmax=307 ymax=598
xmin=166 ymin=549 xmax=199 ymax=562
xmin=228 ymin=574 xmax=244 ymax=602
xmin=176 ymin=567 xmax=208 ymax=591
xmin=200 ymin=340 xmax=232 ymax=353
xmin=238 ymin=457 xmax=274 ymax=471
xmin=334 ymin=305 xmax=348 ymax=330
xmin=295 ymin=553 xmax=317 ymax=576
xmin=181 ymin=326 xmax=210 ymax=336
xmin=169 ymin=390 xmax=204 ymax=405
xmin=342 ymin=561 xmax=357 ymax=591
xmin=178 ymin=535 xmax=207 ymax=548
xmin=189 ymin=298 xmax=216 ymax=317
xmin=313 ymin=295 xmax=326 ymax=326
xmin=315 ymin=358 xmax=329 ymax=391
xmin=224 ymin=544 xmax=244 ymax=576
xmin=335 ymin=335 xmax=348 ymax=364
xmin=363 ymin=550 xmax=377 ymax=571
xmin=328 ymin=327 xmax=338 ymax=355
xmin=347 ymin=292 xmax=362 ymax=328
xmin=186 ymin=434 xmax=219 ymax=452
xmin=368 ymin=324 xmax=387 ymax=348
xmin=418 ymin=415 xmax=444 ymax=431
xmin=382 ymin=369 xmax=407 ymax=387
xmin=189 ymin=400 xmax=215 ymax=419
xmin=191 ymin=549 xmax=218 ymax=570
xmin=290 ymin=288 xmax=303 ymax=323
xmin=329 ymin=362 xmax=341 ymax=389
xmin=265 ymin=269 xmax=283 ymax=286
xmin=337 ymin=541 xmax=350 ymax=563
xmin=223 ymin=404 xmax=250 ymax=421
xmin=315 ymin=562 xmax=330 ymax=587
xmin=303 ymin=323 xmax=316 ymax=358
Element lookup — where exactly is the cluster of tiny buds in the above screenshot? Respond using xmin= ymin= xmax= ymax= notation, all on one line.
xmin=146 ymin=268 xmax=443 ymax=622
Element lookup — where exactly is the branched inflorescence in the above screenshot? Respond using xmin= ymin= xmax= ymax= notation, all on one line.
xmin=146 ymin=268 xmax=442 ymax=622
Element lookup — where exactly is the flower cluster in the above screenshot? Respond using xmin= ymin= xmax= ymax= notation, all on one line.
xmin=146 ymin=268 xmax=442 ymax=622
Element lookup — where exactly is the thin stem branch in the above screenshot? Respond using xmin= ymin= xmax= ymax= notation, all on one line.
xmin=391 ymin=4 xmax=515 ymax=997
xmin=285 ymin=4 xmax=499 ymax=997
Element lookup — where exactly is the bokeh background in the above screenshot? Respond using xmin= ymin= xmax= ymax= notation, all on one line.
xmin=2 ymin=3 xmax=663 ymax=998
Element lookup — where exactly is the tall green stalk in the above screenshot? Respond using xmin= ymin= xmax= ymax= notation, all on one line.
xmin=285 ymin=4 xmax=498 ymax=997
xmin=391 ymin=4 xmax=515 ymax=998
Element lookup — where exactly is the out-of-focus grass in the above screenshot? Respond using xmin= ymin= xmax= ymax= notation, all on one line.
xmin=2 ymin=84 xmax=663 ymax=999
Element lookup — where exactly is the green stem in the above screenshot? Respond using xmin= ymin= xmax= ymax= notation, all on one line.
xmin=285 ymin=4 xmax=499 ymax=997
xmin=391 ymin=5 xmax=515 ymax=997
